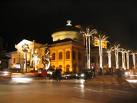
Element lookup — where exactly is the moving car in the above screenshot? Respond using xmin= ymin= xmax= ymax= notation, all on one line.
xmin=0 ymin=69 xmax=11 ymax=80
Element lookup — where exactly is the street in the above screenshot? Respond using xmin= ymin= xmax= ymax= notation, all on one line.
xmin=0 ymin=76 xmax=137 ymax=103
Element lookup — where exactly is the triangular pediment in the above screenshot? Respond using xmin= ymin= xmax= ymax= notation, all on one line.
xmin=16 ymin=39 xmax=33 ymax=47
xmin=15 ymin=39 xmax=33 ymax=52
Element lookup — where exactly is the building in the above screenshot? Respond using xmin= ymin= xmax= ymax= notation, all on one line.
xmin=8 ymin=21 xmax=89 ymax=73
xmin=6 ymin=21 xmax=137 ymax=74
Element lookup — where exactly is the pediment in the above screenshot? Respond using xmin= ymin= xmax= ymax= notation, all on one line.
xmin=15 ymin=39 xmax=33 ymax=52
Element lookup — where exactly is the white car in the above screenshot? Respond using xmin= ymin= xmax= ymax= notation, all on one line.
xmin=0 ymin=70 xmax=11 ymax=79
xmin=11 ymin=73 xmax=33 ymax=84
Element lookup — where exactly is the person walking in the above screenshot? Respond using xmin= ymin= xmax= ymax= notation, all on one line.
xmin=54 ymin=68 xmax=62 ymax=82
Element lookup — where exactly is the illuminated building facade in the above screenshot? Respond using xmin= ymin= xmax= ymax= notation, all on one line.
xmin=8 ymin=21 xmax=87 ymax=73
xmin=49 ymin=39 xmax=85 ymax=73
xmin=8 ymin=21 xmax=111 ymax=74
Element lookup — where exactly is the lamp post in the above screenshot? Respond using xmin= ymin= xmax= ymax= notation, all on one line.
xmin=81 ymin=28 xmax=97 ymax=69
xmin=22 ymin=43 xmax=29 ymax=73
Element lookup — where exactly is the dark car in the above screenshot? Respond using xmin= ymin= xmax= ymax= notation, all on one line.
xmin=79 ymin=69 xmax=94 ymax=79
xmin=62 ymin=72 xmax=80 ymax=79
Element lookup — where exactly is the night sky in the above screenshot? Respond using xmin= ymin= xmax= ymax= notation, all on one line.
xmin=0 ymin=0 xmax=137 ymax=51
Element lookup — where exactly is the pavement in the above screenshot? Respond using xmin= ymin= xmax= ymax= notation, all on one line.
xmin=85 ymin=75 xmax=135 ymax=90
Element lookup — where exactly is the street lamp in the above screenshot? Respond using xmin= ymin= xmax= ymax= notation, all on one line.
xmin=22 ymin=43 xmax=29 ymax=73
xmin=81 ymin=27 xmax=97 ymax=69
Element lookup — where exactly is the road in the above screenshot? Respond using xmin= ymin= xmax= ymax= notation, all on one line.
xmin=0 ymin=78 xmax=137 ymax=103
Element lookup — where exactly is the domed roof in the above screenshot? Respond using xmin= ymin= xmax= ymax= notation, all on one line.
xmin=51 ymin=20 xmax=83 ymax=42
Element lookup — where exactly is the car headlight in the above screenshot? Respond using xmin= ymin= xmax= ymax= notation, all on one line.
xmin=80 ymin=73 xmax=85 ymax=77
xmin=3 ymin=71 xmax=10 ymax=76
xmin=124 ymin=71 xmax=130 ymax=76
xmin=47 ymin=71 xmax=53 ymax=75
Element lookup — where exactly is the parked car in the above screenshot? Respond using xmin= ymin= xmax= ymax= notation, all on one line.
xmin=46 ymin=68 xmax=55 ymax=78
xmin=62 ymin=72 xmax=80 ymax=79
xmin=79 ymin=69 xmax=94 ymax=79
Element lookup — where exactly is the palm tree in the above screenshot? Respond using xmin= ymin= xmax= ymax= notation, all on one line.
xmin=93 ymin=33 xmax=108 ymax=74
xmin=107 ymin=47 xmax=113 ymax=70
xmin=113 ymin=44 xmax=120 ymax=69
xmin=80 ymin=27 xmax=97 ymax=69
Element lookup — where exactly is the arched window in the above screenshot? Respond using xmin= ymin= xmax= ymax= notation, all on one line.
xmin=59 ymin=52 xmax=62 ymax=60
xmin=66 ymin=64 xmax=70 ymax=72
xmin=52 ymin=65 xmax=55 ymax=69
xmin=66 ymin=51 xmax=70 ymax=59
xmin=59 ymin=65 xmax=62 ymax=69
xmin=51 ymin=53 xmax=55 ymax=60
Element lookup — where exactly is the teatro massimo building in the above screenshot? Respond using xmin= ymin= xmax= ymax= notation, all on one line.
xmin=8 ymin=21 xmax=108 ymax=74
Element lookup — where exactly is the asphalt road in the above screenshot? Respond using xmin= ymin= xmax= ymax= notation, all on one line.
xmin=0 ymin=79 xmax=137 ymax=103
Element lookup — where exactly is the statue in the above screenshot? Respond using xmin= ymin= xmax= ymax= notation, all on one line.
xmin=42 ymin=46 xmax=50 ymax=70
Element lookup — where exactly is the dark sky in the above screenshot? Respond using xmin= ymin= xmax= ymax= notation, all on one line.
xmin=0 ymin=0 xmax=137 ymax=51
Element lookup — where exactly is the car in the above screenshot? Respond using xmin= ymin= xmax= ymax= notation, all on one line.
xmin=46 ymin=69 xmax=55 ymax=78
xmin=11 ymin=73 xmax=33 ymax=84
xmin=62 ymin=72 xmax=80 ymax=79
xmin=79 ymin=69 xmax=94 ymax=79
xmin=0 ymin=69 xmax=12 ymax=80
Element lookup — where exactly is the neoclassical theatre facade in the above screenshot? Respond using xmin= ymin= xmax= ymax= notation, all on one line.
xmin=8 ymin=22 xmax=108 ymax=73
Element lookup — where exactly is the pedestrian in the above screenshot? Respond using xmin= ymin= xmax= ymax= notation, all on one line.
xmin=41 ymin=69 xmax=47 ymax=79
xmin=91 ymin=65 xmax=96 ymax=78
xmin=54 ymin=68 xmax=62 ymax=81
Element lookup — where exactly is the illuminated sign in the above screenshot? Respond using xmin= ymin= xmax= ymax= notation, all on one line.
xmin=93 ymin=40 xmax=107 ymax=48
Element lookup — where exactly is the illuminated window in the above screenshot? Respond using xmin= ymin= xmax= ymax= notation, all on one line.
xmin=51 ymin=53 xmax=55 ymax=60
xmin=66 ymin=64 xmax=70 ymax=72
xmin=52 ymin=65 xmax=55 ymax=69
xmin=59 ymin=65 xmax=62 ymax=69
xmin=59 ymin=52 xmax=62 ymax=60
xmin=66 ymin=51 xmax=70 ymax=59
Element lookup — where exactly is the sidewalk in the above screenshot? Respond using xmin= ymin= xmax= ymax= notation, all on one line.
xmin=85 ymin=75 xmax=135 ymax=90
